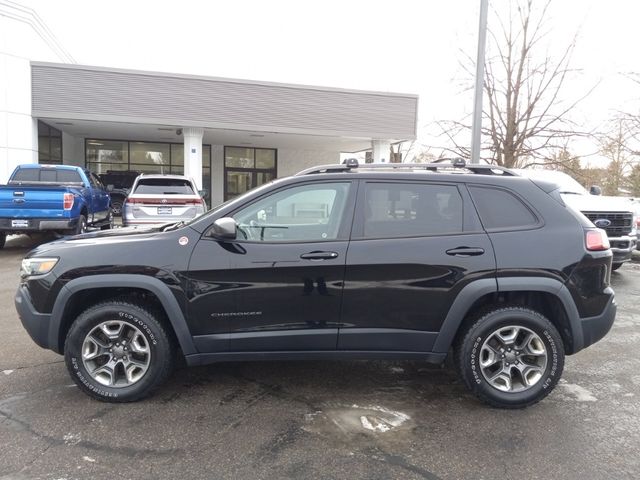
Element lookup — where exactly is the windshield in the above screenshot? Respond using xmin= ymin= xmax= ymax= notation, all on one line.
xmin=184 ymin=178 xmax=282 ymax=229
xmin=514 ymin=169 xmax=588 ymax=195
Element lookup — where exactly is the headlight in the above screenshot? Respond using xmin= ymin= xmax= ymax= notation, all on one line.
xmin=20 ymin=257 xmax=59 ymax=277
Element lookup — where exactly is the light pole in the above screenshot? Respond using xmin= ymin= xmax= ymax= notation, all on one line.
xmin=471 ymin=0 xmax=489 ymax=164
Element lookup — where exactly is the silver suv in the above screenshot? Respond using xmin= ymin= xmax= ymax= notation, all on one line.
xmin=122 ymin=174 xmax=206 ymax=227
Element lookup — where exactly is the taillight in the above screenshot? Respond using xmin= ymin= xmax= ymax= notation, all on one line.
xmin=63 ymin=193 xmax=74 ymax=210
xmin=125 ymin=198 xmax=202 ymax=205
xmin=585 ymin=229 xmax=610 ymax=251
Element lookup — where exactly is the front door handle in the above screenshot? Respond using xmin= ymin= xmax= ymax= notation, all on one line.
xmin=446 ymin=247 xmax=485 ymax=257
xmin=300 ymin=251 xmax=339 ymax=261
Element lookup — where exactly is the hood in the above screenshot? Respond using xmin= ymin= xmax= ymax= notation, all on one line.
xmin=561 ymin=193 xmax=634 ymax=213
xmin=26 ymin=225 xmax=173 ymax=258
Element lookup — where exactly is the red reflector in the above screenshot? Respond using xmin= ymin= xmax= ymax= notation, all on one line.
xmin=585 ymin=229 xmax=610 ymax=251
xmin=63 ymin=193 xmax=74 ymax=210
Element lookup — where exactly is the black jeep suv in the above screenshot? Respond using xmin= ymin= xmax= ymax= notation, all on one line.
xmin=15 ymin=160 xmax=616 ymax=408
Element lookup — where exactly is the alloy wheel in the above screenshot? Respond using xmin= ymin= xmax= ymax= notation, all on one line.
xmin=479 ymin=325 xmax=548 ymax=393
xmin=81 ymin=320 xmax=151 ymax=387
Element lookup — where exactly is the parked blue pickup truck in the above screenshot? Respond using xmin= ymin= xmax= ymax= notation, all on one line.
xmin=0 ymin=164 xmax=113 ymax=249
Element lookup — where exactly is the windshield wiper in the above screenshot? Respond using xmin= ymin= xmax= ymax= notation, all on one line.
xmin=162 ymin=221 xmax=185 ymax=232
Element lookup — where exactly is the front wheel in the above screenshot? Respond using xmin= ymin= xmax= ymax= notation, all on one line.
xmin=64 ymin=300 xmax=175 ymax=402
xmin=611 ymin=263 xmax=623 ymax=271
xmin=455 ymin=306 xmax=564 ymax=409
xmin=0 ymin=233 xmax=5 ymax=249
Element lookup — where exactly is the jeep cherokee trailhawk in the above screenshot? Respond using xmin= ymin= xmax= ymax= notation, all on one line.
xmin=15 ymin=160 xmax=617 ymax=408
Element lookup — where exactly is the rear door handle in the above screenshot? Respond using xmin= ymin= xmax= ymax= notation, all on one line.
xmin=300 ymin=251 xmax=339 ymax=260
xmin=446 ymin=247 xmax=485 ymax=257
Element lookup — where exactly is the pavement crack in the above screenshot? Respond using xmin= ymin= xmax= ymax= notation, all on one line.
xmin=362 ymin=447 xmax=443 ymax=480
xmin=2 ymin=360 xmax=65 ymax=372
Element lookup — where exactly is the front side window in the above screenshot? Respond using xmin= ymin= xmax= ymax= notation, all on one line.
xmin=363 ymin=182 xmax=463 ymax=238
xmin=232 ymin=182 xmax=350 ymax=242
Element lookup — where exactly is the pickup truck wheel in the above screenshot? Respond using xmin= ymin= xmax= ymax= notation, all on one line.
xmin=64 ymin=300 xmax=175 ymax=402
xmin=611 ymin=263 xmax=623 ymax=271
xmin=110 ymin=197 xmax=124 ymax=217
xmin=0 ymin=233 xmax=5 ymax=249
xmin=75 ymin=215 xmax=87 ymax=235
xmin=100 ymin=209 xmax=114 ymax=230
xmin=455 ymin=306 xmax=564 ymax=409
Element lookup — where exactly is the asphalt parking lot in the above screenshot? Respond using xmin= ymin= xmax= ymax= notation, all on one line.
xmin=1 ymin=234 xmax=639 ymax=480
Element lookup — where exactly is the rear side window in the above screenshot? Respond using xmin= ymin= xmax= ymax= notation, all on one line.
xmin=10 ymin=168 xmax=82 ymax=184
xmin=469 ymin=186 xmax=538 ymax=230
xmin=133 ymin=178 xmax=194 ymax=195
xmin=363 ymin=182 xmax=463 ymax=238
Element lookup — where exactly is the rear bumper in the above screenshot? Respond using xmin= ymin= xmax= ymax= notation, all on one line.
xmin=15 ymin=284 xmax=54 ymax=351
xmin=578 ymin=291 xmax=617 ymax=351
xmin=0 ymin=217 xmax=77 ymax=233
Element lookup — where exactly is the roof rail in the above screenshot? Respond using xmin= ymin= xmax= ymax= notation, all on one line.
xmin=295 ymin=158 xmax=516 ymax=176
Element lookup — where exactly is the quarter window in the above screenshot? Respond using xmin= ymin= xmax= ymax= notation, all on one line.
xmin=469 ymin=186 xmax=538 ymax=230
xmin=363 ymin=182 xmax=463 ymax=238
xmin=232 ymin=182 xmax=350 ymax=242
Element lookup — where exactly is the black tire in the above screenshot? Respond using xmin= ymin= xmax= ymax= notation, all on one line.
xmin=75 ymin=215 xmax=87 ymax=235
xmin=611 ymin=263 xmax=623 ymax=271
xmin=100 ymin=209 xmax=114 ymax=230
xmin=64 ymin=300 xmax=175 ymax=402
xmin=455 ymin=305 xmax=564 ymax=409
xmin=111 ymin=197 xmax=124 ymax=217
xmin=0 ymin=233 xmax=5 ymax=249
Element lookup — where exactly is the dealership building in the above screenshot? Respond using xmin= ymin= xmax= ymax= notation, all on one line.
xmin=1 ymin=2 xmax=418 ymax=207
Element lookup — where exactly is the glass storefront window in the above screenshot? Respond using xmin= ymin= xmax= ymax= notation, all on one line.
xmin=86 ymin=140 xmax=128 ymax=165
xmin=130 ymin=142 xmax=170 ymax=173
xmin=85 ymin=140 xmax=212 ymax=192
xmin=224 ymin=147 xmax=277 ymax=200
xmin=225 ymin=147 xmax=254 ymax=168
xmin=38 ymin=121 xmax=63 ymax=164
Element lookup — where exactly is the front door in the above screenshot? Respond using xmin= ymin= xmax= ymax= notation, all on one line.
xmin=187 ymin=180 xmax=356 ymax=353
xmin=339 ymin=180 xmax=496 ymax=352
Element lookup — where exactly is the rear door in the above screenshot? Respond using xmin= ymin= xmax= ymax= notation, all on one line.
xmin=338 ymin=179 xmax=496 ymax=352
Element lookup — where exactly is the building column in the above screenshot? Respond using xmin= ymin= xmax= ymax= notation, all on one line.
xmin=182 ymin=127 xmax=204 ymax=190
xmin=372 ymin=139 xmax=391 ymax=163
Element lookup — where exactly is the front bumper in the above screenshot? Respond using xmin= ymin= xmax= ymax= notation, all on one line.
xmin=0 ymin=217 xmax=78 ymax=233
xmin=579 ymin=291 xmax=617 ymax=351
xmin=609 ymin=235 xmax=637 ymax=264
xmin=15 ymin=284 xmax=53 ymax=351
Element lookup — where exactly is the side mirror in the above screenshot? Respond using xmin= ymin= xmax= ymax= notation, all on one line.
xmin=198 ymin=189 xmax=209 ymax=200
xmin=209 ymin=217 xmax=237 ymax=240
xmin=589 ymin=185 xmax=602 ymax=196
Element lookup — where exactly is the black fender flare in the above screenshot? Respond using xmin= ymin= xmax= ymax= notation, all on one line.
xmin=431 ymin=277 xmax=582 ymax=354
xmin=48 ymin=274 xmax=197 ymax=355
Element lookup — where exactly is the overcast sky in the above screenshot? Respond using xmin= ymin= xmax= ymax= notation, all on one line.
xmin=19 ymin=0 xmax=640 ymax=161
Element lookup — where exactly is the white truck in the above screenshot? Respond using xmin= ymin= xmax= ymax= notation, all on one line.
xmin=516 ymin=169 xmax=638 ymax=270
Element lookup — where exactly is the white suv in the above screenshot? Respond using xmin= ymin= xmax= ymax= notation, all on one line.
xmin=122 ymin=174 xmax=206 ymax=227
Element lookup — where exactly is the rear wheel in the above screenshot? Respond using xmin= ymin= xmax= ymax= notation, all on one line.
xmin=611 ymin=262 xmax=623 ymax=271
xmin=100 ymin=209 xmax=114 ymax=230
xmin=64 ymin=300 xmax=175 ymax=402
xmin=75 ymin=215 xmax=87 ymax=235
xmin=0 ymin=233 xmax=5 ymax=249
xmin=455 ymin=306 xmax=564 ymax=408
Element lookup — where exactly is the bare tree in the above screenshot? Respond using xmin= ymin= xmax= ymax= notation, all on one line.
xmin=599 ymin=118 xmax=635 ymax=195
xmin=436 ymin=0 xmax=593 ymax=168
